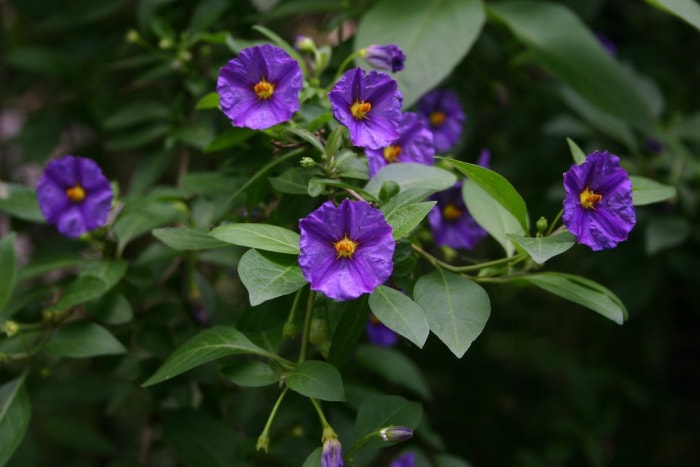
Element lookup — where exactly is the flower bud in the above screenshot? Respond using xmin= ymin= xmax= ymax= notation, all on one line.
xmin=361 ymin=44 xmax=406 ymax=73
xmin=2 ymin=321 xmax=18 ymax=337
xmin=379 ymin=426 xmax=413 ymax=442
xmin=321 ymin=435 xmax=343 ymax=467
xmin=295 ymin=35 xmax=316 ymax=52
xmin=125 ymin=29 xmax=140 ymax=44
xmin=300 ymin=156 xmax=316 ymax=167
xmin=536 ymin=216 xmax=548 ymax=235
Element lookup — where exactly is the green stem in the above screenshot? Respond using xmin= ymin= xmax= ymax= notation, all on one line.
xmin=344 ymin=431 xmax=378 ymax=460
xmin=283 ymin=288 xmax=305 ymax=337
xmin=546 ymin=209 xmax=564 ymax=237
xmin=298 ymin=290 xmax=316 ymax=363
xmin=256 ymin=386 xmax=289 ymax=452
xmin=310 ymin=398 xmax=331 ymax=430
xmin=412 ymin=244 xmax=528 ymax=274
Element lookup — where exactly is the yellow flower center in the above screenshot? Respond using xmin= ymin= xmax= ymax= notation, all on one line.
xmin=383 ymin=145 xmax=402 ymax=163
xmin=350 ymin=101 xmax=372 ymax=120
xmin=253 ymin=80 xmax=275 ymax=100
xmin=579 ymin=187 xmax=603 ymax=210
xmin=442 ymin=203 xmax=462 ymax=221
xmin=66 ymin=185 xmax=86 ymax=203
xmin=333 ymin=234 xmax=358 ymax=259
xmin=429 ymin=111 xmax=446 ymax=127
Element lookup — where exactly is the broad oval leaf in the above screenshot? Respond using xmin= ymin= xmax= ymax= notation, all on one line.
xmin=222 ymin=361 xmax=279 ymax=388
xmin=114 ymin=201 xmax=186 ymax=256
xmin=414 ymin=270 xmax=491 ymax=358
xmin=355 ymin=0 xmax=485 ymax=108
xmin=507 ymin=232 xmax=576 ymax=264
xmin=327 ymin=296 xmax=370 ymax=368
xmin=488 ymin=1 xmax=654 ymax=132
xmin=44 ymin=321 xmax=127 ymax=358
xmin=153 ymin=227 xmax=228 ymax=250
xmin=0 ymin=233 xmax=17 ymax=313
xmin=516 ymin=272 xmax=627 ymax=324
xmin=446 ymin=158 xmax=529 ymax=232
xmin=45 ymin=260 xmax=127 ymax=313
xmin=385 ymin=201 xmax=436 ymax=240
xmin=356 ymin=345 xmax=431 ymax=400
xmin=85 ymin=291 xmax=134 ymax=325
xmin=209 ymin=223 xmax=300 ymax=254
xmin=0 ymin=182 xmax=43 ymax=222
xmin=286 ymin=360 xmax=345 ymax=401
xmin=0 ymin=374 xmax=30 ymax=467
xmin=369 ymin=286 xmax=429 ymax=348
xmin=354 ymin=394 xmax=422 ymax=451
xmin=365 ymin=163 xmax=456 ymax=199
xmin=630 ymin=176 xmax=676 ymax=206
xmin=238 ymin=249 xmax=307 ymax=306
xmin=142 ymin=326 xmax=273 ymax=386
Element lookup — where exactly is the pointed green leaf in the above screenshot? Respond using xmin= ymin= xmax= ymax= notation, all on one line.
xmin=446 ymin=158 xmax=529 ymax=232
xmin=369 ymin=286 xmax=429 ymax=348
xmin=566 ymin=137 xmax=587 ymax=165
xmin=365 ymin=163 xmax=456 ymax=199
xmin=354 ymin=395 xmax=422 ymax=451
xmin=385 ymin=201 xmax=436 ymax=240
xmin=44 ymin=321 xmax=127 ymax=358
xmin=143 ymin=326 xmax=274 ymax=386
xmin=221 ymin=361 xmax=279 ymax=387
xmin=630 ymin=176 xmax=676 ymax=206
xmin=488 ymin=1 xmax=654 ymax=131
xmin=327 ymin=296 xmax=370 ymax=368
xmin=355 ymin=0 xmax=485 ymax=108
xmin=0 ymin=374 xmax=30 ymax=467
xmin=285 ymin=128 xmax=325 ymax=154
xmin=0 ymin=233 xmax=17 ymax=313
xmin=45 ymin=260 xmax=127 ymax=313
xmin=209 ymin=223 xmax=300 ymax=254
xmin=237 ymin=249 xmax=307 ymax=306
xmin=286 ymin=360 xmax=345 ymax=401
xmin=153 ymin=227 xmax=228 ymax=250
xmin=0 ymin=182 xmax=43 ymax=222
xmin=113 ymin=201 xmax=186 ymax=256
xmin=516 ymin=272 xmax=627 ymax=324
xmin=356 ymin=345 xmax=431 ymax=400
xmin=646 ymin=0 xmax=700 ymax=33
xmin=195 ymin=91 xmax=220 ymax=110
xmin=507 ymin=232 xmax=576 ymax=264
xmin=85 ymin=291 xmax=134 ymax=325
xmin=414 ymin=270 xmax=490 ymax=358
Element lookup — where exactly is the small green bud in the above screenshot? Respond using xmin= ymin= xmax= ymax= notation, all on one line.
xmin=536 ymin=216 xmax=548 ymax=235
xmin=256 ymin=433 xmax=269 ymax=453
xmin=2 ymin=321 xmax=19 ymax=337
xmin=295 ymin=35 xmax=316 ymax=53
xmin=159 ymin=37 xmax=174 ymax=49
xmin=282 ymin=320 xmax=297 ymax=337
xmin=125 ymin=29 xmax=140 ymax=44
xmin=379 ymin=426 xmax=413 ymax=442
xmin=300 ymin=157 xmax=316 ymax=167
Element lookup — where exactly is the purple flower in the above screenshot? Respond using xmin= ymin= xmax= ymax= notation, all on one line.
xmin=563 ymin=150 xmax=636 ymax=251
xmin=416 ymin=89 xmax=466 ymax=153
xmin=36 ymin=155 xmax=113 ymax=238
xmin=365 ymin=112 xmax=434 ymax=177
xmin=362 ymin=44 xmax=406 ymax=73
xmin=321 ymin=437 xmax=343 ymax=467
xmin=329 ymin=67 xmax=403 ymax=150
xmin=299 ymin=199 xmax=395 ymax=301
xmin=391 ymin=451 xmax=416 ymax=467
xmin=366 ymin=314 xmax=398 ymax=346
xmin=217 ymin=44 xmax=302 ymax=130
xmin=428 ymin=181 xmax=487 ymax=250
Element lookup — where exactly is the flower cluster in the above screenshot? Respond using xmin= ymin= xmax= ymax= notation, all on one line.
xmin=563 ymin=150 xmax=636 ymax=250
xmin=36 ymin=155 xmax=113 ymax=238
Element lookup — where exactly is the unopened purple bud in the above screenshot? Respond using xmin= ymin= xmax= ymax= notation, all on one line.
xmin=379 ymin=426 xmax=413 ymax=442
xmin=363 ymin=44 xmax=406 ymax=73
xmin=322 ymin=437 xmax=343 ymax=467
xmin=295 ymin=35 xmax=315 ymax=52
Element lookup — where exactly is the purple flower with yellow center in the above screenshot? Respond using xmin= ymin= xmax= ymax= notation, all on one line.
xmin=391 ymin=451 xmax=416 ymax=467
xmin=366 ymin=314 xmax=398 ymax=346
xmin=299 ymin=199 xmax=395 ymax=301
xmin=428 ymin=181 xmax=487 ymax=250
xmin=416 ymin=89 xmax=466 ymax=153
xmin=329 ymin=67 xmax=403 ymax=150
xmin=563 ymin=150 xmax=635 ymax=251
xmin=361 ymin=44 xmax=406 ymax=73
xmin=217 ymin=44 xmax=302 ymax=130
xmin=36 ymin=155 xmax=113 ymax=238
xmin=365 ymin=112 xmax=435 ymax=177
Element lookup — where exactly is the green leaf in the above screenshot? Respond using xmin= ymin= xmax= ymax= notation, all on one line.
xmin=516 ymin=272 xmax=627 ymax=324
xmin=324 ymin=126 xmax=346 ymax=159
xmin=0 ymin=374 xmax=30 ymax=467
xmin=446 ymin=158 xmax=529 ymax=232
xmin=209 ymin=223 xmax=300 ymax=254
xmin=85 ymin=291 xmax=133 ymax=325
xmin=204 ymin=127 xmax=256 ymax=153
xmin=630 ymin=176 xmax=676 ymax=206
xmin=237 ymin=249 xmax=307 ymax=306
xmin=142 ymin=326 xmax=273 ymax=386
xmin=385 ymin=201 xmax=435 ymax=240
xmin=355 ymin=0 xmax=485 ymax=108
xmin=269 ymin=167 xmax=319 ymax=195
xmin=0 ymin=234 xmax=17 ymax=313
xmin=356 ymin=345 xmax=431 ymax=400
xmin=46 ymin=260 xmax=127 ymax=313
xmin=113 ymin=201 xmax=186 ymax=256
xmin=414 ymin=270 xmax=491 ymax=358
xmin=285 ymin=127 xmax=325 ymax=154
xmin=354 ymin=395 xmax=422 ymax=451
xmin=286 ymin=360 xmax=345 ymax=401
xmin=507 ymin=232 xmax=576 ymax=264
xmin=369 ymin=286 xmax=429 ymax=348
xmin=566 ymin=137 xmax=587 ymax=165
xmin=195 ymin=91 xmax=220 ymax=110
xmin=0 ymin=182 xmax=43 ymax=222
xmin=488 ymin=1 xmax=654 ymax=131
xmin=462 ymin=178 xmax=524 ymax=256
xmin=44 ymin=321 xmax=127 ymax=358
xmin=365 ymin=163 xmax=457 ymax=199
xmin=103 ymin=101 xmax=170 ymax=129
xmin=646 ymin=0 xmax=700 ymax=33
xmin=153 ymin=227 xmax=228 ymax=250
xmin=221 ymin=361 xmax=279 ymax=387
xmin=327 ymin=296 xmax=370 ymax=368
